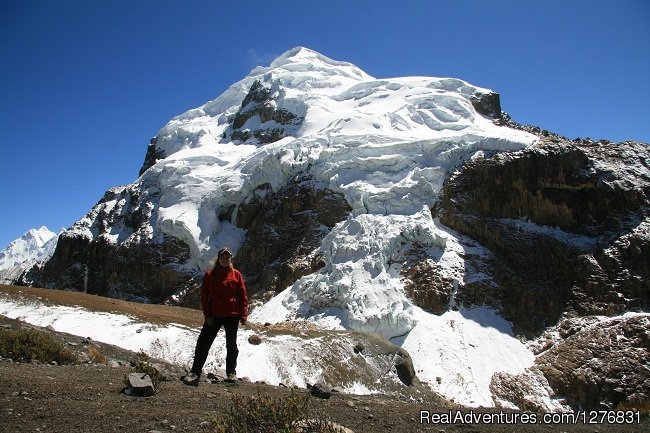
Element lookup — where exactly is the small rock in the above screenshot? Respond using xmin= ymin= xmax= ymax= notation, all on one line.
xmin=310 ymin=382 xmax=331 ymax=399
xmin=247 ymin=334 xmax=262 ymax=345
xmin=353 ymin=342 xmax=365 ymax=354
xmin=199 ymin=420 xmax=211 ymax=428
xmin=126 ymin=373 xmax=155 ymax=397
xmin=346 ymin=400 xmax=356 ymax=408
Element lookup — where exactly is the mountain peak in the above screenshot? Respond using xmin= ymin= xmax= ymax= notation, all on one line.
xmin=269 ymin=46 xmax=320 ymax=64
xmin=267 ymin=46 xmax=372 ymax=81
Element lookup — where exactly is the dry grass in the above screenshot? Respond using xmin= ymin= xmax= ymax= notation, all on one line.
xmin=212 ymin=389 xmax=345 ymax=433
xmin=0 ymin=284 xmax=204 ymax=328
xmin=615 ymin=398 xmax=650 ymax=417
xmin=86 ymin=345 xmax=107 ymax=364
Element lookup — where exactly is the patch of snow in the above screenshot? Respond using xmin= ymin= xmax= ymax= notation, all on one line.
xmin=396 ymin=307 xmax=534 ymax=408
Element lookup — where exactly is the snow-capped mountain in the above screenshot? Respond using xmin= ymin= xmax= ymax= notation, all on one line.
xmin=28 ymin=47 xmax=536 ymax=298
xmin=6 ymin=47 xmax=649 ymax=411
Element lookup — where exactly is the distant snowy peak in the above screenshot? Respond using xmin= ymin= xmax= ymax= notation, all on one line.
xmin=0 ymin=226 xmax=59 ymax=271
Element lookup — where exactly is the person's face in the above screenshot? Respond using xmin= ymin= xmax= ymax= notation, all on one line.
xmin=218 ymin=253 xmax=232 ymax=266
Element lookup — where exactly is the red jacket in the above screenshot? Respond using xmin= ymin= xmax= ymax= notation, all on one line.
xmin=201 ymin=265 xmax=248 ymax=319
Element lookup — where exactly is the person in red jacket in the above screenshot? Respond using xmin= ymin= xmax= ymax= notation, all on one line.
xmin=182 ymin=247 xmax=248 ymax=385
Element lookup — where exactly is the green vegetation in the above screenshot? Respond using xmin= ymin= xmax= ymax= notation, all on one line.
xmin=212 ymin=390 xmax=340 ymax=433
xmin=0 ymin=327 xmax=78 ymax=364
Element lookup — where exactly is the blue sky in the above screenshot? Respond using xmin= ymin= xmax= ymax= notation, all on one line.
xmin=1 ymin=0 xmax=649 ymax=248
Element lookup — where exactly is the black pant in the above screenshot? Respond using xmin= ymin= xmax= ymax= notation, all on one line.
xmin=190 ymin=316 xmax=239 ymax=376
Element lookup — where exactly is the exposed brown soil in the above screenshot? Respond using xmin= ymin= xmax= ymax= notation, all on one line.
xmin=1 ymin=285 xmax=647 ymax=433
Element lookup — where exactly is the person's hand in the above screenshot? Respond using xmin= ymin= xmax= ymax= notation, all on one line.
xmin=204 ymin=316 xmax=214 ymax=326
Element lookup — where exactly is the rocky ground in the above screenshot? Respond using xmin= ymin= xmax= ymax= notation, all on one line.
xmin=1 ymin=286 xmax=647 ymax=432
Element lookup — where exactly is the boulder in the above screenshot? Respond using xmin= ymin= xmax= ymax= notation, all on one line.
xmin=393 ymin=349 xmax=417 ymax=386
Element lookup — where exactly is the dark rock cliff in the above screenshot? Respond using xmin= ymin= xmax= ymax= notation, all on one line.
xmin=537 ymin=314 xmax=650 ymax=410
xmin=433 ymin=137 xmax=649 ymax=337
xmin=235 ymin=173 xmax=351 ymax=296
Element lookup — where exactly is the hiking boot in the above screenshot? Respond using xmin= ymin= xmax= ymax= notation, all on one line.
xmin=225 ymin=373 xmax=237 ymax=383
xmin=182 ymin=372 xmax=199 ymax=386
